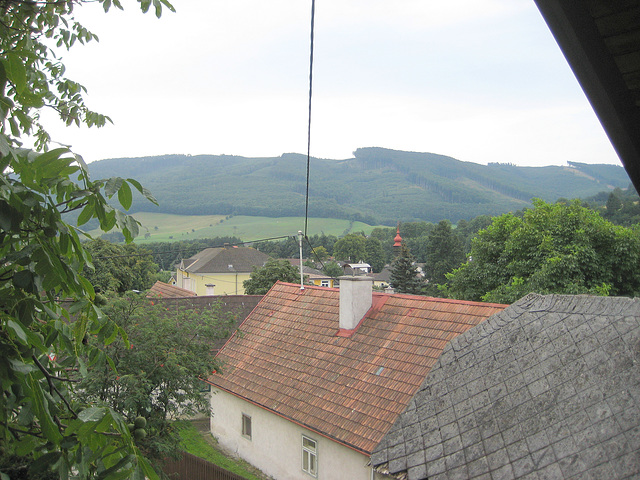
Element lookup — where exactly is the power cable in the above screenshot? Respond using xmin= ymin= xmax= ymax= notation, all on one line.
xmin=304 ymin=0 xmax=315 ymax=238
xmin=304 ymin=234 xmax=328 ymax=272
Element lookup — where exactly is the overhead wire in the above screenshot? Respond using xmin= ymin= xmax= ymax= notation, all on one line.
xmin=97 ymin=1 xmax=318 ymax=266
xmin=304 ymin=0 xmax=315 ymax=238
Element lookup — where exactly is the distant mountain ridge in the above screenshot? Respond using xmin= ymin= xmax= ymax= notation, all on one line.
xmin=88 ymin=147 xmax=629 ymax=224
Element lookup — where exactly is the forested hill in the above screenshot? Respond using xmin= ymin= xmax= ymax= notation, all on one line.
xmin=88 ymin=147 xmax=630 ymax=224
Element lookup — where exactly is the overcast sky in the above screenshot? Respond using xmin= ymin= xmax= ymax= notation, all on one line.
xmin=40 ymin=0 xmax=621 ymax=168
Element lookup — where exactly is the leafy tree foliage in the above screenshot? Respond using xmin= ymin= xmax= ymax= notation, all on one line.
xmin=446 ymin=199 xmax=640 ymax=303
xmin=322 ymin=261 xmax=343 ymax=279
xmin=602 ymin=187 xmax=640 ymax=226
xmin=253 ymin=234 xmax=337 ymax=261
xmin=389 ymin=243 xmax=424 ymax=295
xmin=423 ymin=220 xmax=465 ymax=295
xmin=370 ymin=222 xmax=436 ymax=265
xmin=369 ymin=227 xmax=396 ymax=263
xmin=309 ymin=245 xmax=329 ymax=263
xmin=1 ymin=134 xmax=160 ymax=479
xmin=364 ymin=237 xmax=386 ymax=273
xmin=333 ymin=233 xmax=366 ymax=262
xmin=78 ymin=293 xmax=234 ymax=465
xmin=455 ymin=215 xmax=493 ymax=252
xmin=83 ymin=239 xmax=158 ymax=294
xmin=243 ymin=259 xmax=301 ymax=294
xmin=400 ymin=221 xmax=433 ymax=239
xmin=0 ymin=0 xmax=173 ymax=478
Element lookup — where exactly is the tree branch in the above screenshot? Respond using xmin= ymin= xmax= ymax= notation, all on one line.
xmin=32 ymin=354 xmax=78 ymax=418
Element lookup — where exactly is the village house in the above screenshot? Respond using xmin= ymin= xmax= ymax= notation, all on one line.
xmin=371 ymin=293 xmax=640 ymax=480
xmin=176 ymin=246 xmax=271 ymax=295
xmin=147 ymin=280 xmax=196 ymax=298
xmin=303 ymin=265 xmax=337 ymax=288
xmin=287 ymin=259 xmax=337 ymax=288
xmin=205 ymin=278 xmax=505 ymax=480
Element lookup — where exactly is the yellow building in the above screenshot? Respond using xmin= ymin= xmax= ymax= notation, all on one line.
xmin=176 ymin=246 xmax=271 ymax=296
xmin=305 ymin=271 xmax=337 ymax=288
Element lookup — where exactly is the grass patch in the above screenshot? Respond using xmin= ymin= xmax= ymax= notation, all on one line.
xmin=174 ymin=420 xmax=268 ymax=480
xmin=87 ymin=212 xmax=381 ymax=243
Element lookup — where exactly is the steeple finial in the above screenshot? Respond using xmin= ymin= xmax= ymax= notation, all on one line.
xmin=393 ymin=222 xmax=402 ymax=255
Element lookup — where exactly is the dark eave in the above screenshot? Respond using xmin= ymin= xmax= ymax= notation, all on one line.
xmin=534 ymin=0 xmax=640 ymax=191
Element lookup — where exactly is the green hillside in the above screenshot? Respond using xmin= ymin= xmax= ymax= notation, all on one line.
xmin=88 ymin=147 xmax=630 ymax=224
xmin=121 ymin=213 xmax=377 ymax=243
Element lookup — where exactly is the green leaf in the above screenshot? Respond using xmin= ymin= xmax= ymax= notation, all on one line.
xmin=4 ymin=52 xmax=27 ymax=94
xmin=126 ymin=177 xmax=159 ymax=205
xmin=136 ymin=455 xmax=160 ymax=480
xmin=14 ymin=435 xmax=38 ymax=456
xmin=9 ymin=358 xmax=36 ymax=374
xmin=0 ymin=57 xmax=6 ymax=94
xmin=8 ymin=319 xmax=28 ymax=344
xmin=78 ymin=406 xmax=106 ymax=422
xmin=117 ymin=180 xmax=132 ymax=210
xmin=0 ymin=199 xmax=22 ymax=231
xmin=77 ymin=201 xmax=94 ymax=226
xmin=28 ymin=374 xmax=63 ymax=443
xmin=97 ymin=454 xmax=135 ymax=480
xmin=29 ymin=452 xmax=62 ymax=475
xmin=105 ymin=177 xmax=123 ymax=198
xmin=0 ymin=132 xmax=10 ymax=156
xmin=152 ymin=0 xmax=163 ymax=18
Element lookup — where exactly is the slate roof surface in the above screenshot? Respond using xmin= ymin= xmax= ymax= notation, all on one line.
xmin=147 ymin=280 xmax=196 ymax=298
xmin=371 ymin=293 xmax=640 ymax=480
xmin=207 ymin=281 xmax=505 ymax=454
xmin=182 ymin=247 xmax=270 ymax=274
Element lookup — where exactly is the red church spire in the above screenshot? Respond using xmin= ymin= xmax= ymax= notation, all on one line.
xmin=393 ymin=223 xmax=402 ymax=254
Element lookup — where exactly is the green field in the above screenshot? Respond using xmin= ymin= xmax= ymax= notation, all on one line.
xmin=116 ymin=213 xmax=379 ymax=243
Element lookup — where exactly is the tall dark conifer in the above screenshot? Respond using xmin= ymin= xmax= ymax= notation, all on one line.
xmin=390 ymin=243 xmax=423 ymax=294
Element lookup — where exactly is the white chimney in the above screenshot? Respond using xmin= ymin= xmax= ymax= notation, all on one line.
xmin=339 ymin=275 xmax=373 ymax=331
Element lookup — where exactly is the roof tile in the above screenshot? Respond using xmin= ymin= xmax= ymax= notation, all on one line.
xmin=208 ymin=281 xmax=505 ymax=453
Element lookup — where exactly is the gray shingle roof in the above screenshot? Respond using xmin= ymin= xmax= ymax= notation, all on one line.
xmin=182 ymin=247 xmax=270 ymax=274
xmin=371 ymin=293 xmax=640 ymax=480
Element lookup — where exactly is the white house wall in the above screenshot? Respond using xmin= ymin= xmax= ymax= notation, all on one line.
xmin=210 ymin=388 xmax=385 ymax=480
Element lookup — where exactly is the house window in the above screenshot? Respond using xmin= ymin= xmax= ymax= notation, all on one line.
xmin=241 ymin=413 xmax=252 ymax=440
xmin=320 ymin=280 xmax=330 ymax=287
xmin=302 ymin=435 xmax=317 ymax=477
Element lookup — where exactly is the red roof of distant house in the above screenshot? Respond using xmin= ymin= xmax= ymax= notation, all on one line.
xmin=207 ymin=281 xmax=506 ymax=454
xmin=147 ymin=281 xmax=196 ymax=298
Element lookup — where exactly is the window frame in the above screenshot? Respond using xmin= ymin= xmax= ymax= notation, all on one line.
xmin=320 ymin=279 xmax=330 ymax=287
xmin=241 ymin=413 xmax=252 ymax=440
xmin=301 ymin=435 xmax=318 ymax=477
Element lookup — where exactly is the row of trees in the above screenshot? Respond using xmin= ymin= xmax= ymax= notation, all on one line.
xmin=385 ymin=199 xmax=640 ymax=303
xmin=244 ymin=220 xmax=489 ymax=276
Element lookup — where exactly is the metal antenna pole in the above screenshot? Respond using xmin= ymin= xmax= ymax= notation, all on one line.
xmin=298 ymin=231 xmax=305 ymax=290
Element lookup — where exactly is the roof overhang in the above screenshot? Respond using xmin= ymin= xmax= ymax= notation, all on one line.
xmin=533 ymin=0 xmax=640 ymax=192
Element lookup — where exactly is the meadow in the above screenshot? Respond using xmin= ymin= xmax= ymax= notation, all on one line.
xmin=123 ymin=212 xmax=378 ymax=243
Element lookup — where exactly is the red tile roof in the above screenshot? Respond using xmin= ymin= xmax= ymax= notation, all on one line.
xmin=147 ymin=281 xmax=196 ymax=298
xmin=208 ymin=282 xmax=506 ymax=454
